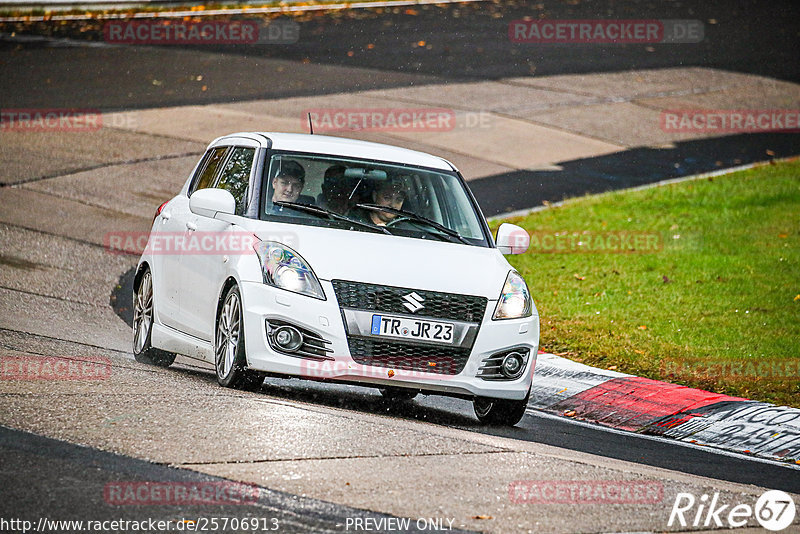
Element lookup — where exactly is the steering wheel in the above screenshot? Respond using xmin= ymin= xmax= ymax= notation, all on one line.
xmin=385 ymin=217 xmax=414 ymax=228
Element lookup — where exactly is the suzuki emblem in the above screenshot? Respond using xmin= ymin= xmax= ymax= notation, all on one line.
xmin=402 ymin=292 xmax=425 ymax=313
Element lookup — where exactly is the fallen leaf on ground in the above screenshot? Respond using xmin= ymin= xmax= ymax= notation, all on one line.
xmin=638 ymin=325 xmax=647 ymax=330
xmin=573 ymin=273 xmax=585 ymax=280
xmin=564 ymin=410 xmax=577 ymax=417
xmin=473 ymin=515 xmax=492 ymax=520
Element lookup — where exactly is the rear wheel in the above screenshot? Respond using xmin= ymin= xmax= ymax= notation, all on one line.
xmin=473 ymin=387 xmax=530 ymax=426
xmin=132 ymin=269 xmax=176 ymax=367
xmin=215 ymin=285 xmax=264 ymax=391
xmin=379 ymin=387 xmax=419 ymax=402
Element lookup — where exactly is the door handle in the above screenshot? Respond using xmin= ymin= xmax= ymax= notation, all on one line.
xmin=186 ymin=221 xmax=197 ymax=231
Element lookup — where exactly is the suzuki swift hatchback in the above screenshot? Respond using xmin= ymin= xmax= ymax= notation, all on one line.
xmin=133 ymin=132 xmax=539 ymax=425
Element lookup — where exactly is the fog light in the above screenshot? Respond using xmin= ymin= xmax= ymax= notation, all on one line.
xmin=273 ymin=325 xmax=303 ymax=352
xmin=501 ymin=352 xmax=524 ymax=378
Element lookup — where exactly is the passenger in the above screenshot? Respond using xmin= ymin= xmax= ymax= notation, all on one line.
xmin=318 ymin=165 xmax=355 ymax=214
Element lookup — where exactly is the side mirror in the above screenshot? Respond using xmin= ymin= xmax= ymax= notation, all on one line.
xmin=495 ymin=223 xmax=529 ymax=255
xmin=189 ymin=188 xmax=236 ymax=219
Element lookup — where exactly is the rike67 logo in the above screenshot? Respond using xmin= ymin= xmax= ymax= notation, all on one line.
xmin=669 ymin=490 xmax=796 ymax=531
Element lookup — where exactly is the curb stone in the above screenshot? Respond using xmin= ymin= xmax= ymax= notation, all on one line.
xmin=531 ymin=351 xmax=800 ymax=465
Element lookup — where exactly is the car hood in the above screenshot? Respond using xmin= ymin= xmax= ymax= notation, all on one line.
xmin=245 ymin=220 xmax=512 ymax=299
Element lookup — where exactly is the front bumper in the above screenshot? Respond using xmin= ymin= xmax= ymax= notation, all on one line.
xmin=240 ymin=280 xmax=539 ymax=400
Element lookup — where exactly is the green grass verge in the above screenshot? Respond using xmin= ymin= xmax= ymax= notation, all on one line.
xmin=496 ymin=160 xmax=800 ymax=408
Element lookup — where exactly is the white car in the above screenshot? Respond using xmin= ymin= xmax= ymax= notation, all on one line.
xmin=133 ymin=132 xmax=539 ymax=425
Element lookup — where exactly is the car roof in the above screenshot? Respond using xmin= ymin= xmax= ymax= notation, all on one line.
xmin=216 ymin=132 xmax=456 ymax=172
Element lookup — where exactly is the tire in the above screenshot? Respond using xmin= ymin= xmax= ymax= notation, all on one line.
xmin=473 ymin=387 xmax=530 ymax=426
xmin=379 ymin=386 xmax=419 ymax=402
xmin=132 ymin=269 xmax=176 ymax=367
xmin=215 ymin=285 xmax=264 ymax=391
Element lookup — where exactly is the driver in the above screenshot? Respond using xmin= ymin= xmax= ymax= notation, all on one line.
xmin=267 ymin=160 xmax=306 ymax=214
xmin=356 ymin=176 xmax=407 ymax=226
xmin=271 ymin=160 xmax=305 ymax=204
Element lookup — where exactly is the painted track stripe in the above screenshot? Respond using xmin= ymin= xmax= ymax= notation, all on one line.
xmin=548 ymin=376 xmax=746 ymax=431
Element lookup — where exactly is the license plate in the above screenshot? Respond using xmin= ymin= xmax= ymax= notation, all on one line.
xmin=371 ymin=315 xmax=454 ymax=344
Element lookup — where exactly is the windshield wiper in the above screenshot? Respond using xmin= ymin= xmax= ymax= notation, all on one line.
xmin=355 ymin=204 xmax=470 ymax=244
xmin=273 ymin=201 xmax=391 ymax=235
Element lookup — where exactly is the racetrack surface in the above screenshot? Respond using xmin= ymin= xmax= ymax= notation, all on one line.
xmin=1 ymin=0 xmax=799 ymax=531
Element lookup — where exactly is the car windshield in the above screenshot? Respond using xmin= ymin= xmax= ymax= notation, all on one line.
xmin=261 ymin=151 xmax=489 ymax=246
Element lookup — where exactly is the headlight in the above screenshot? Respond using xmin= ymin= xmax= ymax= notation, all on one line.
xmin=253 ymin=241 xmax=325 ymax=300
xmin=492 ymin=271 xmax=532 ymax=320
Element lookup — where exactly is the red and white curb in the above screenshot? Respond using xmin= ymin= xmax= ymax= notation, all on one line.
xmin=530 ymin=352 xmax=800 ymax=465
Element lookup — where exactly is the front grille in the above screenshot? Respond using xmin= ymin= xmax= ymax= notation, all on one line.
xmin=331 ymin=280 xmax=487 ymax=322
xmin=347 ymin=338 xmax=470 ymax=375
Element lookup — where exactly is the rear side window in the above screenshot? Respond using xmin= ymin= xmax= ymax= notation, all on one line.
xmin=190 ymin=147 xmax=228 ymax=195
xmin=215 ymin=147 xmax=255 ymax=215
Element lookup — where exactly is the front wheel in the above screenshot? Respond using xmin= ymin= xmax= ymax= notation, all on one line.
xmin=473 ymin=387 xmax=530 ymax=426
xmin=132 ymin=269 xmax=176 ymax=367
xmin=215 ymin=285 xmax=264 ymax=391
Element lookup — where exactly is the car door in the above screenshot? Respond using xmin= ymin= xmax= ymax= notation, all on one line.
xmin=154 ymin=146 xmax=229 ymax=330
xmin=159 ymin=145 xmax=230 ymax=333
xmin=178 ymin=140 xmax=259 ymax=341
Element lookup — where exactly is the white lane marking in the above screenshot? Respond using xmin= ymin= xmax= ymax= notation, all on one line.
xmin=526 ymin=409 xmax=800 ymax=471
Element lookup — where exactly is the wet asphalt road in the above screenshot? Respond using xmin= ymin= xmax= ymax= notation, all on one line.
xmin=255 ymin=378 xmax=800 ymax=494
xmin=1 ymin=0 xmax=799 ymax=111
xmin=0 ymin=425 xmax=472 ymax=533
xmin=3 ymin=0 xmax=798 ymax=215
xmin=1 ymin=0 xmax=799 ymax=531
